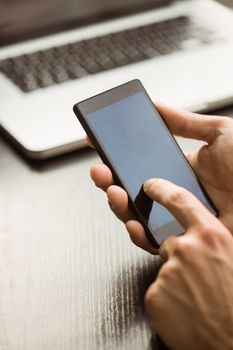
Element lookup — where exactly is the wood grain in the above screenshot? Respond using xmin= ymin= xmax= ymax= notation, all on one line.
xmin=0 ymin=138 xmax=163 ymax=350
xmin=0 ymin=105 xmax=233 ymax=350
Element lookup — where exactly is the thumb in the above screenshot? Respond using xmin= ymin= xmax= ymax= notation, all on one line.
xmin=185 ymin=146 xmax=213 ymax=184
xmin=155 ymin=103 xmax=222 ymax=144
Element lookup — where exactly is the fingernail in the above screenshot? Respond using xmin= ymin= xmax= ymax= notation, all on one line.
xmin=143 ymin=179 xmax=155 ymax=192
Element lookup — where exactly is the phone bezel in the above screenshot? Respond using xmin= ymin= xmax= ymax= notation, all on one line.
xmin=73 ymin=79 xmax=217 ymax=247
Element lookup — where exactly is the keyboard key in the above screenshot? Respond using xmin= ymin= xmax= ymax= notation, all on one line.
xmin=0 ymin=16 xmax=216 ymax=92
xmin=67 ymin=63 xmax=88 ymax=79
xmin=143 ymin=47 xmax=160 ymax=59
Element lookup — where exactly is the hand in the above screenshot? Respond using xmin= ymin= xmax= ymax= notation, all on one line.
xmin=144 ymin=178 xmax=233 ymax=350
xmin=89 ymin=104 xmax=233 ymax=253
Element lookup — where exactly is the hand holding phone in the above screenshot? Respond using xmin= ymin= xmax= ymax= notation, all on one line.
xmin=73 ymin=80 xmax=217 ymax=247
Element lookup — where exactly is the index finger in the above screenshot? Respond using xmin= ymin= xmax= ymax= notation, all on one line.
xmin=143 ymin=178 xmax=215 ymax=230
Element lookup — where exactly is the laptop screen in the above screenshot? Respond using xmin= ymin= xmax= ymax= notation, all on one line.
xmin=0 ymin=0 xmax=170 ymax=47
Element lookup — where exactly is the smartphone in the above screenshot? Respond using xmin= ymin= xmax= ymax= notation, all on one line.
xmin=73 ymin=80 xmax=217 ymax=248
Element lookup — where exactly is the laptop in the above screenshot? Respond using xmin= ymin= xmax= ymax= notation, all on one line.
xmin=0 ymin=0 xmax=233 ymax=159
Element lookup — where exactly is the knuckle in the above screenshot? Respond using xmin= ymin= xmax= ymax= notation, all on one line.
xmin=159 ymin=260 xmax=178 ymax=280
xmin=199 ymin=224 xmax=213 ymax=236
xmin=198 ymin=224 xmax=223 ymax=246
xmin=213 ymin=117 xmax=225 ymax=128
xmin=214 ymin=116 xmax=230 ymax=128
xmin=212 ymin=116 xmax=232 ymax=136
xmin=145 ymin=283 xmax=158 ymax=306
xmin=166 ymin=188 xmax=185 ymax=204
xmin=173 ymin=237 xmax=197 ymax=258
xmin=173 ymin=239 xmax=189 ymax=256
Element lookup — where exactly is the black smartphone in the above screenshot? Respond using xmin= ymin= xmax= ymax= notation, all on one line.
xmin=73 ymin=79 xmax=217 ymax=248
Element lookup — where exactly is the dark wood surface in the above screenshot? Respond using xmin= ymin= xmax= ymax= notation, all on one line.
xmin=1 ymin=104 xmax=233 ymax=350
xmin=0 ymin=136 xmax=162 ymax=350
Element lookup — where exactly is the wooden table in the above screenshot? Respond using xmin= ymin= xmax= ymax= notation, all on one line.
xmin=0 ymin=105 xmax=233 ymax=350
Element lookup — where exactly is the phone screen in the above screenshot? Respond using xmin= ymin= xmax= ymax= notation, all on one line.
xmin=84 ymin=89 xmax=216 ymax=244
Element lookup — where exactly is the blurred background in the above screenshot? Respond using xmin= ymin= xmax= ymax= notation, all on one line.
xmin=1 ymin=0 xmax=233 ymax=159
xmin=0 ymin=1 xmax=233 ymax=350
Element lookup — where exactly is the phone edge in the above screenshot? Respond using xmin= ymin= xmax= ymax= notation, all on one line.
xmin=73 ymin=102 xmax=160 ymax=249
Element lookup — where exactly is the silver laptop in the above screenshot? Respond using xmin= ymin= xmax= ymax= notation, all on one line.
xmin=0 ymin=0 xmax=233 ymax=159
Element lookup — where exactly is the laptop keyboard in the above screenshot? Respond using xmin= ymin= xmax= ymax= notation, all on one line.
xmin=0 ymin=16 xmax=215 ymax=93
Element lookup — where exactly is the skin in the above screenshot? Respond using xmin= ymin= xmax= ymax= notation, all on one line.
xmin=87 ymin=104 xmax=233 ymax=349
xmin=144 ymin=179 xmax=233 ymax=350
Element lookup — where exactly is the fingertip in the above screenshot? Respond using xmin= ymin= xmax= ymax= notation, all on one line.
xmin=107 ymin=185 xmax=133 ymax=223
xmin=143 ymin=178 xmax=167 ymax=197
xmin=90 ymin=163 xmax=113 ymax=189
xmin=125 ymin=219 xmax=144 ymax=235
xmin=126 ymin=220 xmax=159 ymax=254
xmin=154 ymin=102 xmax=183 ymax=119
xmin=90 ymin=163 xmax=101 ymax=182
xmin=154 ymin=102 xmax=170 ymax=113
xmin=143 ymin=178 xmax=157 ymax=193
xmin=107 ymin=185 xmax=127 ymax=203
